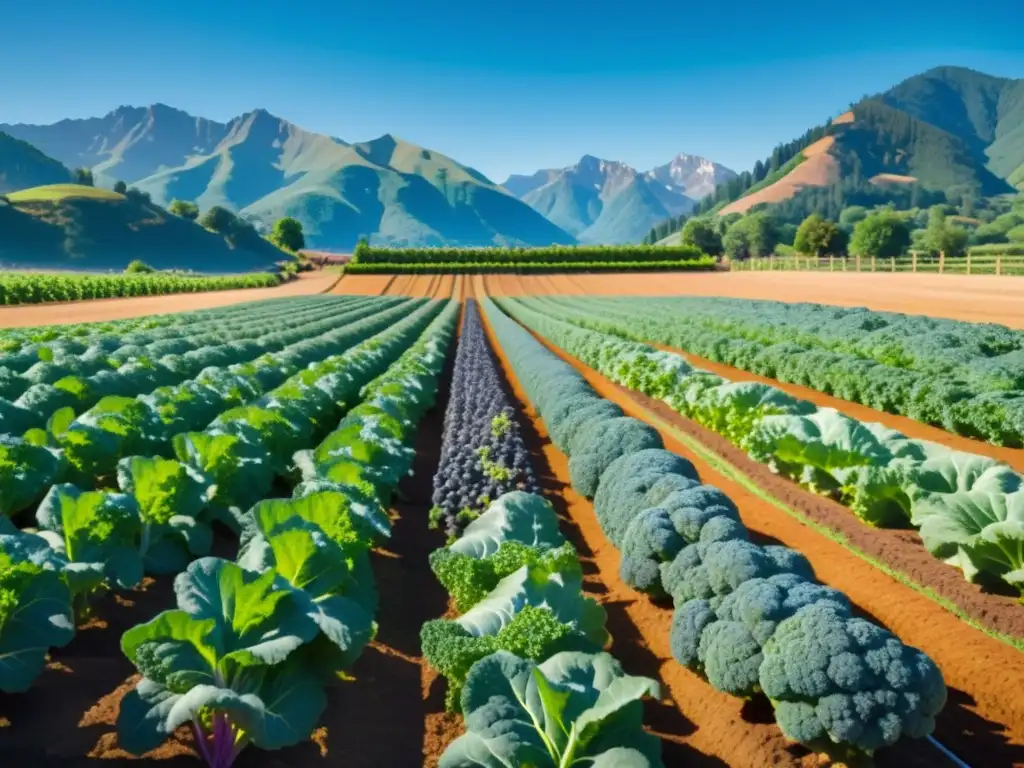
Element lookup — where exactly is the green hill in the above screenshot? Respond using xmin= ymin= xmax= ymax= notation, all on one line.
xmin=661 ymin=66 xmax=1024 ymax=236
xmin=0 ymin=133 xmax=72 ymax=193
xmin=131 ymin=114 xmax=574 ymax=249
xmin=0 ymin=184 xmax=283 ymax=272
xmin=235 ymin=132 xmax=576 ymax=249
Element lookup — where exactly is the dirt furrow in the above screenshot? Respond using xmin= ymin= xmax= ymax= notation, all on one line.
xmin=491 ymin=314 xmax=1024 ymax=768
xmin=477 ymin=297 xmax=844 ymax=768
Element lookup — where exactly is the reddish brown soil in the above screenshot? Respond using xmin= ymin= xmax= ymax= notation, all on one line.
xmin=651 ymin=343 xmax=1024 ymax=473
xmin=719 ymin=136 xmax=838 ymax=216
xmin=490 ymin=313 xmax=1024 ymax=768
xmin=484 ymin=272 xmax=1024 ymax=329
xmin=0 ymin=271 xmax=340 ymax=329
xmin=479 ymin=292 xmax=835 ymax=768
xmin=332 ymin=273 xmax=393 ymax=296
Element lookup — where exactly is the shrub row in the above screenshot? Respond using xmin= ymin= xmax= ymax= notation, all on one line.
xmin=0 ymin=271 xmax=282 ymax=306
xmin=344 ymin=258 xmax=716 ymax=273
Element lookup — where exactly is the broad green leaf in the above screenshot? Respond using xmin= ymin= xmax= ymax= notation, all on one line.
xmin=439 ymin=650 xmax=662 ymax=768
xmin=456 ymin=565 xmax=607 ymax=648
xmin=36 ymin=484 xmax=143 ymax=589
xmin=451 ymin=492 xmax=566 ymax=560
xmin=0 ymin=557 xmax=74 ymax=693
xmin=172 ymin=557 xmax=318 ymax=669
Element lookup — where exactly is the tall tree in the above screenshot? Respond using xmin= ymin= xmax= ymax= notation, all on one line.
xmin=849 ymin=211 xmax=911 ymax=258
xmin=73 ymin=168 xmax=94 ymax=186
xmin=722 ymin=213 xmax=778 ymax=260
xmin=794 ymin=213 xmax=844 ymax=256
xmin=270 ymin=217 xmax=306 ymax=252
xmin=680 ymin=218 xmax=723 ymax=256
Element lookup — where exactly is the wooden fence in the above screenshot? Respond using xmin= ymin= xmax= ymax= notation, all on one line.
xmin=729 ymin=253 xmax=1024 ymax=276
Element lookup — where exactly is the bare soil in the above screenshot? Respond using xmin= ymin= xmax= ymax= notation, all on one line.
xmin=0 ymin=271 xmax=340 ymax=329
xmin=488 ymin=308 xmax=1024 ymax=768
xmin=719 ymin=136 xmax=838 ymax=216
xmin=482 ymin=271 xmax=1024 ymax=328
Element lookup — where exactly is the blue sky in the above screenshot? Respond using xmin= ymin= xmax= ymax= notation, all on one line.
xmin=5 ymin=0 xmax=1024 ymax=181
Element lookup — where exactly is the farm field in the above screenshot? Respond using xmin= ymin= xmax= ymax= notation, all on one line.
xmin=0 ymin=271 xmax=339 ymax=328
xmin=2 ymin=276 xmax=1023 ymax=768
xmin=347 ymin=271 xmax=1024 ymax=329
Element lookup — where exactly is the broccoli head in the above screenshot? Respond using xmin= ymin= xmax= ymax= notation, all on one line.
xmin=758 ymin=602 xmax=947 ymax=754
xmin=592 ymin=449 xmax=698 ymax=545
xmin=567 ymin=417 xmax=663 ymax=498
xmin=548 ymin=398 xmax=622 ymax=453
xmin=421 ymin=604 xmax=594 ymax=711
xmin=429 ymin=541 xmax=580 ymax=613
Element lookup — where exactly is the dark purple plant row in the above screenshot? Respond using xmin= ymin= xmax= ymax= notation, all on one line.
xmin=430 ymin=299 xmax=537 ymax=537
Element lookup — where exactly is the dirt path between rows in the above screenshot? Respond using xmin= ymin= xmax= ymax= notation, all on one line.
xmin=0 ymin=271 xmax=341 ymax=329
xmin=477 ymin=275 xmax=1024 ymax=768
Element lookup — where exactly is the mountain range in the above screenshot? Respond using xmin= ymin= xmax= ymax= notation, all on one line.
xmin=0 ymin=107 xmax=731 ymax=248
xmin=502 ymin=154 xmax=735 ymax=243
xmin=673 ymin=66 xmax=1024 ymax=232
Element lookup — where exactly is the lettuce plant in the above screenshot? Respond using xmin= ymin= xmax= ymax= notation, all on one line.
xmin=117 ymin=455 xmax=215 ymax=573
xmin=440 ymin=650 xmax=662 ymax=768
xmin=0 ymin=532 xmax=75 ymax=692
xmin=117 ymin=558 xmax=326 ymax=765
xmin=237 ymin=496 xmax=377 ymax=674
xmin=0 ymin=435 xmax=65 ymax=518
xmin=36 ymin=484 xmax=143 ymax=601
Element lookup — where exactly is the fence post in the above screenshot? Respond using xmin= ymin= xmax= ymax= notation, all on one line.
xmin=966 ymin=253 xmax=972 ymax=275
xmin=871 ymin=256 xmax=876 ymax=272
xmin=855 ymin=255 xmax=861 ymax=272
xmin=912 ymin=252 xmax=917 ymax=272
xmin=891 ymin=257 xmax=895 ymax=272
xmin=830 ymin=255 xmax=834 ymax=272
xmin=939 ymin=251 xmax=945 ymax=274
xmin=997 ymin=256 xmax=1002 ymax=276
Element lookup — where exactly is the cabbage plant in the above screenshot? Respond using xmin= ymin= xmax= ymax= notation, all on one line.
xmin=440 ymin=650 xmax=662 ymax=767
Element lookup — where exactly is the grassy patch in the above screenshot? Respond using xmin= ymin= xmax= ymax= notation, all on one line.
xmin=7 ymin=184 xmax=125 ymax=203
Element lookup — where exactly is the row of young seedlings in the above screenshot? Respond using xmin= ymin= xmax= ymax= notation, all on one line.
xmin=0 ymin=299 xmax=436 ymax=696
xmin=114 ymin=300 xmax=459 ymax=765
xmin=479 ymin=297 xmax=948 ymax=758
xmin=420 ymin=299 xmax=666 ymax=767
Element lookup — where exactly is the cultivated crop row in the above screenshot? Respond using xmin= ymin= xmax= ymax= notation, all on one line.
xmin=350 ymin=243 xmax=709 ymax=266
xmin=0 ymin=298 xmax=421 ymax=519
xmin=113 ymin=301 xmax=458 ymax=763
xmin=547 ymin=295 xmax=1024 ymax=448
xmin=430 ymin=298 xmax=537 ymax=538
xmin=421 ymin=300 xmax=665 ymax=766
xmin=0 ymin=293 xmax=316 ymax=350
xmin=0 ymin=296 xmax=392 ymax=434
xmin=0 ymin=271 xmax=283 ymax=306
xmin=0 ymin=299 xmax=440 ymax=693
xmin=500 ymin=296 xmax=1024 ymax=596
xmin=481 ymin=296 xmax=947 ymax=756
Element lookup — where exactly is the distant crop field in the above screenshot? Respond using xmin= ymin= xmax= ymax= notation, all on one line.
xmin=6 ymin=183 xmax=125 ymax=203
